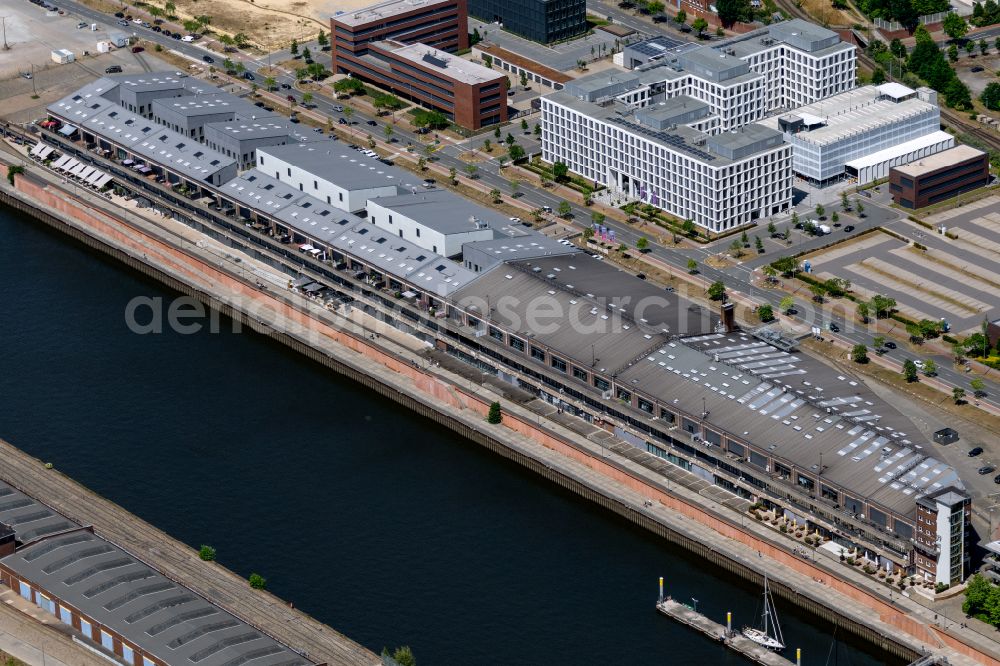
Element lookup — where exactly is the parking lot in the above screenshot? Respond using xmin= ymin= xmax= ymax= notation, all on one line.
xmin=804 ymin=199 xmax=1000 ymax=335
xmin=0 ymin=0 xmax=124 ymax=78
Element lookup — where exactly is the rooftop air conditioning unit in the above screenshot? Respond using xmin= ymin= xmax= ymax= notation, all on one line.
xmin=602 ymin=390 xmax=613 ymax=399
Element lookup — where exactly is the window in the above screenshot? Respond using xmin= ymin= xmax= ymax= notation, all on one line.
xmin=572 ymin=366 xmax=588 ymax=382
xmin=58 ymin=605 xmax=73 ymax=625
xmin=80 ymin=619 xmax=92 ymax=640
xmin=551 ymin=357 xmax=567 ymax=372
xmin=389 ymin=215 xmax=393 ymax=224
xmin=488 ymin=326 xmax=504 ymax=341
xmin=704 ymin=430 xmax=722 ymax=446
xmin=821 ymin=484 xmax=838 ymax=502
xmin=38 ymin=594 xmax=56 ymax=615
xmin=796 ymin=473 xmax=814 ymax=491
xmin=18 ymin=581 xmax=31 ymax=602
xmin=530 ymin=346 xmax=546 ymax=361
xmin=509 ymin=337 xmax=525 ymax=352
xmin=615 ymin=387 xmax=631 ymax=402
xmin=637 ymin=398 xmax=653 ymax=414
xmin=659 ymin=409 xmax=675 ymax=423
xmin=287 ymin=167 xmax=291 ymax=176
xmin=123 ymin=644 xmax=135 ymax=664
xmin=594 ymin=376 xmax=610 ymax=391
xmin=416 ymin=228 xmax=420 ymax=237
xmin=101 ymin=629 xmax=114 ymax=651
xmin=143 ymin=658 xmax=156 ymax=666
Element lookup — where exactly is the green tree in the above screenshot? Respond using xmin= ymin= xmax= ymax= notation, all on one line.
xmin=754 ymin=235 xmax=764 ymax=253
xmin=520 ymin=71 xmax=529 ymax=89
xmin=6 ymin=165 xmax=25 ymax=186
xmin=871 ymin=67 xmax=887 ymax=85
xmin=692 ymin=17 xmax=708 ymax=35
xmin=857 ymin=302 xmax=871 ymax=322
xmin=730 ymin=238 xmax=745 ymax=257
xmin=681 ymin=219 xmax=696 ymax=236
xmin=508 ymin=144 xmax=525 ymax=162
xmin=534 ymin=123 xmax=541 ymax=137
xmin=982 ymin=82 xmax=1000 ymax=110
xmin=903 ymin=359 xmax=919 ymax=382
xmin=509 ymin=179 xmax=520 ymax=197
xmin=558 ymin=200 xmax=572 ymax=218
xmin=553 ymin=161 xmax=569 ymax=182
xmin=164 ymin=0 xmax=176 ymax=15
xmin=248 ymin=573 xmax=267 ymax=589
xmin=923 ymin=359 xmax=937 ymax=375
xmin=384 ymin=124 xmax=394 ymax=142
xmin=948 ymin=43 xmax=959 ymax=62
xmin=815 ymin=204 xmax=825 ymax=219
xmin=482 ymin=138 xmax=492 ymax=153
xmin=290 ymin=38 xmax=299 ymax=56
xmin=302 ymin=92 xmax=313 ymax=105
xmin=676 ymin=9 xmax=687 ymax=23
xmin=583 ymin=227 xmax=595 ymax=240
xmin=780 ymin=296 xmax=795 ymax=314
xmin=762 ymin=265 xmax=777 ymax=283
xmin=757 ymin=304 xmax=774 ymax=322
xmin=686 ymin=258 xmax=698 ymax=274
xmin=970 ymin=377 xmax=986 ymax=397
xmin=772 ymin=256 xmax=797 ymax=277
xmin=317 ymin=30 xmax=328 ymax=47
xmin=953 ymin=387 xmax=966 ymax=403
xmin=392 ymin=647 xmax=416 ymax=666
xmin=791 ymin=210 xmax=799 ymax=227
xmin=873 ymin=335 xmax=886 ymax=350
xmin=464 ymin=163 xmax=478 ymax=179
xmin=417 ymin=156 xmax=427 ymax=171
xmin=767 ymin=220 xmax=777 ymax=235
xmin=707 ymin=281 xmax=726 ymax=300
xmin=870 ymin=294 xmax=896 ymax=318
xmin=716 ymin=0 xmax=750 ymax=26
xmin=890 ymin=38 xmax=907 ymax=59
xmin=264 ymin=76 xmax=276 ymax=91
xmin=448 ymin=166 xmax=457 ymax=184
xmin=302 ymin=46 xmax=312 ymax=61
xmin=494 ymin=126 xmax=502 ymax=139
xmin=963 ymin=574 xmax=991 ymax=615
xmin=840 ymin=191 xmax=850 ymax=211
xmin=856 ymin=199 xmax=865 ymax=216
xmin=943 ymin=12 xmax=968 ymax=40
xmin=487 ymin=401 xmax=502 ymax=424
xmin=831 ymin=211 xmax=840 ymax=224
xmin=852 ymin=344 xmax=869 ymax=363
xmin=636 ymin=236 xmax=649 ymax=251
xmin=198 ymin=545 xmax=216 ymax=561
xmin=966 ymin=40 xmax=976 ymax=56
xmin=981 ymin=38 xmax=990 ymax=55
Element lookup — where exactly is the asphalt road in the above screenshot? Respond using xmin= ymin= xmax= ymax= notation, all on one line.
xmin=43 ymin=0 xmax=1000 ymax=410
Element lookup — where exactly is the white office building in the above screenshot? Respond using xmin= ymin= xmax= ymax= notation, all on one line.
xmin=256 ymin=142 xmax=421 ymax=213
xmin=759 ymin=83 xmax=954 ymax=185
xmin=541 ymin=92 xmax=792 ymax=232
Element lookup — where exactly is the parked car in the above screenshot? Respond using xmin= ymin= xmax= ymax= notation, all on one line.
xmin=509 ymin=217 xmax=521 ymax=223
xmin=828 ymin=322 xmax=840 ymax=333
xmin=338 ymin=118 xmax=348 ymax=124
xmin=105 ymin=65 xmax=123 ymax=73
xmin=884 ymin=341 xmax=897 ymax=349
xmin=286 ymin=94 xmax=296 ymax=102
xmin=969 ymin=447 xmax=984 ymax=457
xmin=972 ymin=65 xmax=985 ymax=72
xmin=994 ymin=473 xmax=1000 ymax=484
xmin=151 ymin=26 xmax=161 ymax=32
xmin=153 ymin=18 xmax=164 ymax=24
xmin=843 ymin=225 xmax=854 ymax=232
xmin=313 ymin=127 xmax=324 ymax=133
xmin=243 ymin=71 xmax=255 ymax=80
xmin=114 ymin=11 xmax=124 ymax=17
xmin=171 ymin=32 xmax=181 ymax=39
xmin=280 ymin=83 xmax=291 ymax=89
xmin=181 ymin=34 xmax=195 ymax=42
xmin=332 ymin=105 xmax=343 ymax=112
xmin=131 ymin=46 xmax=144 ymax=53
xmin=979 ymin=465 xmax=996 ymax=475
xmin=117 ymin=19 xmax=129 ymax=26
xmin=77 ymin=21 xmax=87 ymax=28
xmin=202 ymin=55 xmax=214 ymax=63
xmin=366 ymin=120 xmax=377 ymax=126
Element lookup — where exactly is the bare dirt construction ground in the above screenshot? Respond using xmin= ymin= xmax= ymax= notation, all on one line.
xmin=798 ymin=0 xmax=860 ymax=27
xmin=164 ymin=0 xmax=328 ymax=47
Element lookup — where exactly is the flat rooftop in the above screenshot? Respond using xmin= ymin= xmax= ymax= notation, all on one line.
xmin=451 ymin=254 xmax=717 ymax=372
xmin=2 ymin=532 xmax=310 ymax=666
xmin=545 ymin=91 xmax=781 ymax=165
xmin=759 ymin=85 xmax=937 ymax=147
xmin=221 ymin=169 xmax=304 ymax=215
xmin=372 ymin=41 xmax=502 ymax=85
xmin=892 ymin=144 xmax=986 ymax=177
xmin=152 ymin=94 xmax=272 ymax=120
xmin=369 ymin=189 xmax=509 ymax=234
xmin=49 ymin=97 xmax=236 ymax=182
xmin=473 ymin=43 xmax=572 ymax=84
xmin=257 ymin=142 xmax=421 ymax=191
xmin=618 ymin=330 xmax=961 ymax=517
xmin=462 ymin=226 xmax=580 ymax=261
xmin=332 ymin=0 xmax=455 ymax=27
xmin=0 ymin=481 xmax=79 ymax=544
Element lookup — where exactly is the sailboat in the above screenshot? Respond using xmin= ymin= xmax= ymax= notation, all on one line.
xmin=742 ymin=574 xmax=786 ymax=651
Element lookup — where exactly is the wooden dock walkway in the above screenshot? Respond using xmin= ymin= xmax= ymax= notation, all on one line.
xmin=0 ymin=439 xmax=379 ymax=666
xmin=656 ymin=599 xmax=796 ymax=666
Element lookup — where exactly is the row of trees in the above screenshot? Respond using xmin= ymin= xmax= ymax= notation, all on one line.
xmin=858 ymin=0 xmax=948 ymax=27
xmin=972 ymin=0 xmax=1000 ymax=26
xmin=907 ymin=26 xmax=972 ymax=109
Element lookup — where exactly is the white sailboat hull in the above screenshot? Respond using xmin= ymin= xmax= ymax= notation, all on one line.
xmin=742 ymin=627 xmax=785 ymax=651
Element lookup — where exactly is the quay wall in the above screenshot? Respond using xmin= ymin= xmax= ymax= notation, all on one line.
xmin=0 ymin=165 xmax=993 ymax=666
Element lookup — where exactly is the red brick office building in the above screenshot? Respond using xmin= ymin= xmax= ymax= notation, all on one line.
xmin=332 ymin=0 xmax=508 ymax=129
xmin=889 ymin=145 xmax=990 ymax=209
xmin=338 ymin=38 xmax=508 ymax=129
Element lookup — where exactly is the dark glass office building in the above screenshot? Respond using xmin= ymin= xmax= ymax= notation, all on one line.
xmin=469 ymin=0 xmax=587 ymax=43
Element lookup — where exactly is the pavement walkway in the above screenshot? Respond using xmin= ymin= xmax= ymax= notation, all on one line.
xmin=0 ymin=591 xmax=110 ymax=666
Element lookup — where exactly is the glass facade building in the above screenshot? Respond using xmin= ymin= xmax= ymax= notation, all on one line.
xmin=468 ymin=0 xmax=586 ymax=43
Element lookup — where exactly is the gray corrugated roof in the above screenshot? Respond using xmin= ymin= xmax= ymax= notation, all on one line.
xmin=1 ymin=533 xmax=309 ymax=666
xmin=0 ymin=482 xmax=79 ymax=544
xmin=152 ymin=94 xmax=273 ymax=120
xmin=368 ymin=189 xmax=509 ymax=234
xmin=221 ymin=169 xmax=304 ymax=214
xmin=256 ymin=142 xmax=420 ymax=191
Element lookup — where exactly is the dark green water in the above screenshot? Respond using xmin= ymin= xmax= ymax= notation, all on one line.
xmin=0 ymin=205 xmax=898 ymax=666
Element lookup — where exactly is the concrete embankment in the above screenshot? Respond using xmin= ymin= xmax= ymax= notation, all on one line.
xmin=1 ymin=160 xmax=998 ymax=666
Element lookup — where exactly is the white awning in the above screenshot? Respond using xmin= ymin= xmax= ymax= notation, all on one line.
xmin=93 ymin=174 xmax=113 ymax=188
xmin=85 ymin=169 xmax=105 ymax=185
xmin=51 ymin=155 xmax=71 ymax=170
xmin=300 ymin=244 xmax=314 ymax=251
xmin=57 ymin=124 xmax=78 ymax=136
xmin=77 ymin=166 xmax=97 ymax=180
xmin=30 ymin=143 xmax=54 ymax=158
xmin=60 ymin=158 xmax=80 ymax=172
xmin=844 ymin=131 xmax=954 ymax=172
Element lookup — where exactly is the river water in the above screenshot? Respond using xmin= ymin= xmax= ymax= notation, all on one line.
xmin=0 ymin=205 xmax=898 ymax=666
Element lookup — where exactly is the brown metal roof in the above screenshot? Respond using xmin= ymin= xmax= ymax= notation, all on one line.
xmin=475 ymin=43 xmax=573 ymax=84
